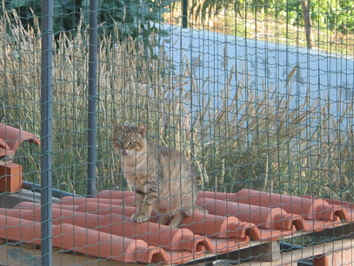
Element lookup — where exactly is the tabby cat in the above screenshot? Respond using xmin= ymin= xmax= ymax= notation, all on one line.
xmin=113 ymin=124 xmax=202 ymax=227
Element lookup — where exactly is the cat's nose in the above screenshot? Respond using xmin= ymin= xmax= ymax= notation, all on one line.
xmin=122 ymin=149 xmax=128 ymax=156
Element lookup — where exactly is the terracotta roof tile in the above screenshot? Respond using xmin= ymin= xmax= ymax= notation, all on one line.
xmin=97 ymin=190 xmax=135 ymax=199
xmin=59 ymin=196 xmax=136 ymax=206
xmin=0 ymin=189 xmax=352 ymax=264
xmin=77 ymin=201 xmax=137 ymax=216
xmin=196 ymin=197 xmax=302 ymax=231
xmin=321 ymin=198 xmax=354 ymax=222
xmin=0 ymin=123 xmax=40 ymax=158
xmin=200 ymin=189 xmax=345 ymax=221
xmin=11 ymin=205 xmax=211 ymax=253
xmin=182 ymin=212 xmax=257 ymax=240
xmin=52 ymin=223 xmax=170 ymax=264
xmin=313 ymin=247 xmax=354 ymax=266
xmin=15 ymin=201 xmax=81 ymax=211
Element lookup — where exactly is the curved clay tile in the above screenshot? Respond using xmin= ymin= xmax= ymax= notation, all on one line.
xmin=0 ymin=213 xmax=41 ymax=245
xmin=60 ymin=195 xmax=136 ymax=206
xmin=7 ymin=189 xmax=354 ymax=265
xmin=0 ymin=213 xmax=169 ymax=264
xmin=231 ymin=189 xmax=345 ymax=221
xmin=200 ymin=189 xmax=346 ymax=222
xmin=0 ymin=208 xmax=38 ymax=221
xmin=182 ymin=212 xmax=258 ymax=241
xmin=11 ymin=204 xmax=214 ymax=253
xmin=323 ymin=198 xmax=353 ymax=221
xmin=53 ymin=223 xmax=170 ymax=264
xmin=15 ymin=201 xmax=81 ymax=212
xmin=0 ymin=123 xmax=40 ymax=158
xmin=197 ymin=197 xmax=303 ymax=231
xmin=76 ymin=201 xmax=137 ymax=216
xmin=97 ymin=189 xmax=135 ymax=199
xmin=8 ymin=205 xmax=209 ymax=265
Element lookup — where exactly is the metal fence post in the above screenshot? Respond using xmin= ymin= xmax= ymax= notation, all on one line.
xmin=88 ymin=0 xmax=98 ymax=197
xmin=182 ymin=0 xmax=188 ymax=28
xmin=40 ymin=0 xmax=53 ymax=265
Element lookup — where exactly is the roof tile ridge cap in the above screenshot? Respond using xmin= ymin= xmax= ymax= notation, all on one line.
xmin=1 ymin=205 xmax=85 ymax=225
xmin=97 ymin=190 xmax=135 ymax=199
xmin=134 ymin=245 xmax=170 ymax=264
xmin=0 ymin=123 xmax=40 ymax=151
xmin=98 ymin=214 xmax=200 ymax=253
xmin=218 ymin=215 xmax=241 ymax=238
xmin=170 ymin=227 xmax=205 ymax=252
xmin=323 ymin=197 xmax=354 ymax=208
xmin=53 ymin=223 xmax=159 ymax=264
xmin=14 ymin=201 xmax=80 ymax=211
xmin=301 ymin=195 xmax=349 ymax=221
xmin=0 ymin=214 xmax=42 ymax=244
xmin=197 ymin=191 xmax=236 ymax=201
xmin=119 ymin=237 xmax=153 ymax=263
xmin=234 ymin=188 xmax=311 ymax=202
xmin=263 ymin=207 xmax=289 ymax=230
xmin=231 ymin=220 xmax=261 ymax=241
xmin=59 ymin=196 xmax=123 ymax=206
xmin=312 ymin=200 xmax=348 ymax=221
xmin=54 ymin=211 xmax=195 ymax=253
xmin=233 ymin=188 xmax=296 ymax=203
xmin=0 ymin=208 xmax=38 ymax=222
xmin=75 ymin=201 xmax=136 ymax=215
xmin=233 ymin=189 xmax=336 ymax=220
xmin=327 ymin=201 xmax=352 ymax=222
xmin=191 ymin=234 xmax=215 ymax=253
xmin=273 ymin=211 xmax=305 ymax=231
xmin=181 ymin=212 xmax=241 ymax=238
xmin=231 ymin=206 xmax=295 ymax=230
xmin=204 ymin=215 xmax=257 ymax=240
xmin=289 ymin=196 xmax=340 ymax=221
xmin=232 ymin=189 xmax=284 ymax=207
xmin=197 ymin=197 xmax=292 ymax=230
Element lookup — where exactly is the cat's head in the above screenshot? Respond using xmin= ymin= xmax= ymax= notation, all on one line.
xmin=113 ymin=124 xmax=146 ymax=156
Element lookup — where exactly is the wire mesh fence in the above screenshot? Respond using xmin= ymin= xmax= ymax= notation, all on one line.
xmin=0 ymin=0 xmax=353 ymax=265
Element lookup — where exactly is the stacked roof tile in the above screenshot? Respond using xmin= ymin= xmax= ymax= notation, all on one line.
xmin=0 ymin=188 xmax=352 ymax=264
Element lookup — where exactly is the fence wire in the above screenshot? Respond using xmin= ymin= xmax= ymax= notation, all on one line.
xmin=0 ymin=0 xmax=353 ymax=265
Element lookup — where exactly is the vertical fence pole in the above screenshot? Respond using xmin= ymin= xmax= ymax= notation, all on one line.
xmin=40 ymin=0 xmax=53 ymax=265
xmin=88 ymin=0 xmax=98 ymax=197
xmin=182 ymin=0 xmax=188 ymax=28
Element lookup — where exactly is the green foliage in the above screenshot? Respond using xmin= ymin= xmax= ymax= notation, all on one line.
xmin=1 ymin=0 xmax=81 ymax=34
xmin=191 ymin=0 xmax=354 ymax=33
xmin=1 ymin=0 xmax=175 ymax=50
xmin=84 ymin=0 xmax=175 ymax=45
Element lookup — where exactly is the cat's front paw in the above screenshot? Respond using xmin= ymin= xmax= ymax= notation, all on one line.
xmin=131 ymin=213 xmax=150 ymax=223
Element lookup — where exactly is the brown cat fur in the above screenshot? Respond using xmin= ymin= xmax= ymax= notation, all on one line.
xmin=113 ymin=124 xmax=202 ymax=227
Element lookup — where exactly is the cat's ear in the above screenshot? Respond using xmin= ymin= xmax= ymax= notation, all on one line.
xmin=137 ymin=125 xmax=146 ymax=136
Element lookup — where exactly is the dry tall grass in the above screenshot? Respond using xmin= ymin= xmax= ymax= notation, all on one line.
xmin=0 ymin=12 xmax=352 ymax=200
